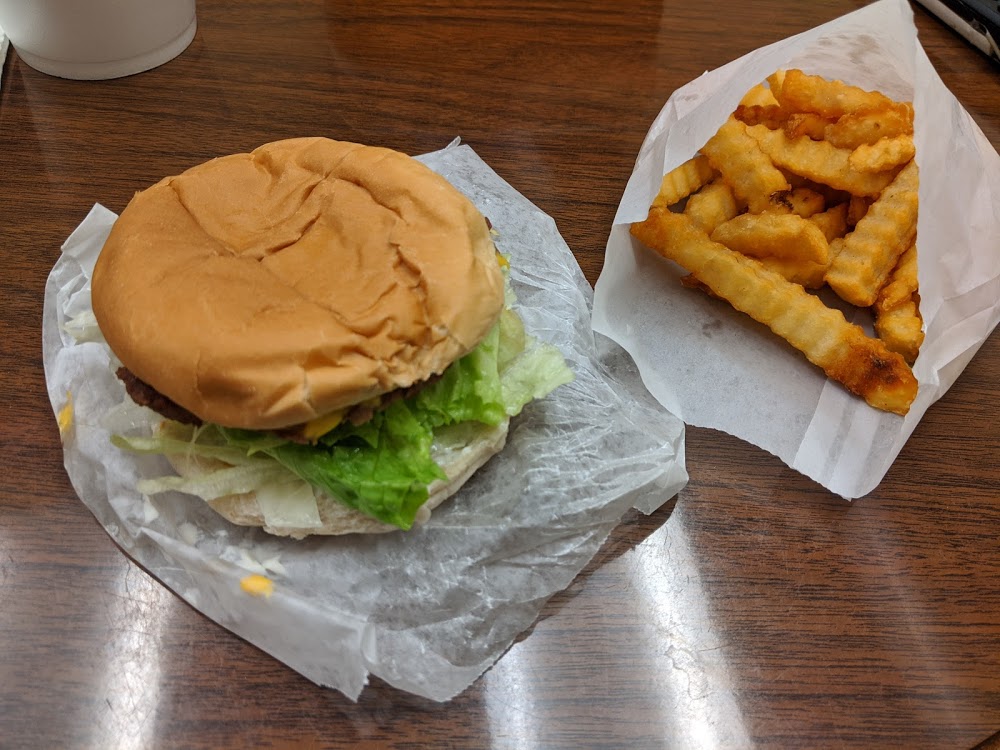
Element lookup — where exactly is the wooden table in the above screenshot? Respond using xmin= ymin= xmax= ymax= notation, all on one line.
xmin=3 ymin=1 xmax=999 ymax=747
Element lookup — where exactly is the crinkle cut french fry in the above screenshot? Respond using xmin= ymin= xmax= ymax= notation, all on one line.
xmin=631 ymin=209 xmax=918 ymax=415
xmin=874 ymin=299 xmax=923 ymax=365
xmin=789 ymin=179 xmax=851 ymax=209
xmin=847 ymin=195 xmax=870 ymax=227
xmin=739 ymin=82 xmax=779 ymax=108
xmin=809 ymin=202 xmax=849 ymax=242
xmin=825 ymin=107 xmax=914 ymax=149
xmin=827 ymin=236 xmax=847 ymax=267
xmin=784 ymin=112 xmax=831 ymax=141
xmin=765 ymin=186 xmax=826 ymax=218
xmin=766 ymin=70 xmax=786 ymax=99
xmin=702 ymin=118 xmax=790 ymax=213
xmin=873 ymin=242 xmax=923 ymax=364
xmin=652 ymin=154 xmax=715 ymax=208
xmin=712 ymin=205 xmax=831 ymax=285
xmin=735 ymin=104 xmax=788 ymax=129
xmin=849 ymin=134 xmax=915 ymax=173
xmin=876 ymin=242 xmax=919 ymax=310
xmin=757 ymin=256 xmax=828 ymax=289
xmin=775 ymin=68 xmax=911 ymax=121
xmin=825 ymin=160 xmax=919 ymax=307
xmin=746 ymin=124 xmax=897 ymax=197
xmin=711 ymin=212 xmax=830 ymax=265
xmin=684 ymin=178 xmax=745 ymax=234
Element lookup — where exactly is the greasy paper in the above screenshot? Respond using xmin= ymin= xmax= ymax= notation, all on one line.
xmin=43 ymin=142 xmax=688 ymax=702
xmin=593 ymin=0 xmax=1000 ymax=498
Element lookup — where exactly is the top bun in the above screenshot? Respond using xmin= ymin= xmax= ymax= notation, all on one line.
xmin=92 ymin=138 xmax=505 ymax=430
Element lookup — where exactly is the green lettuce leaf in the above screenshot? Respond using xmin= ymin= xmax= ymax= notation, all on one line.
xmin=500 ymin=339 xmax=575 ymax=417
xmin=220 ymin=400 xmax=446 ymax=530
xmin=413 ymin=321 xmax=506 ymax=429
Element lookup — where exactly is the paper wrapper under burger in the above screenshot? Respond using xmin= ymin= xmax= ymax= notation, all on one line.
xmin=43 ymin=142 xmax=688 ymax=702
xmin=593 ymin=0 xmax=1000 ymax=499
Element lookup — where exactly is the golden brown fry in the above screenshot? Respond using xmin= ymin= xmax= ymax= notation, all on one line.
xmin=766 ymin=70 xmax=787 ymax=100
xmin=775 ymin=68 xmax=910 ymax=120
xmin=874 ymin=299 xmax=923 ymax=365
xmin=746 ymin=124 xmax=897 ymax=197
xmin=824 ymin=107 xmax=914 ymax=149
xmin=652 ymin=154 xmax=715 ymax=208
xmin=875 ymin=241 xmax=919 ymax=310
xmin=874 ymin=244 xmax=923 ymax=364
xmin=765 ymin=186 xmax=826 ymax=218
xmin=739 ymin=82 xmax=779 ymax=108
xmin=847 ymin=195 xmax=871 ymax=227
xmin=827 ymin=237 xmax=847 ymax=267
xmin=734 ymin=103 xmax=788 ymax=129
xmin=796 ymin=179 xmax=851 ymax=207
xmin=784 ymin=112 xmax=831 ymax=141
xmin=702 ymin=118 xmax=790 ymax=213
xmin=757 ymin=256 xmax=829 ymax=289
xmin=809 ymin=202 xmax=849 ymax=242
xmin=684 ymin=178 xmax=745 ymax=234
xmin=848 ymin=134 xmax=916 ymax=173
xmin=711 ymin=212 xmax=830 ymax=265
xmin=631 ymin=208 xmax=918 ymax=414
xmin=826 ymin=160 xmax=919 ymax=307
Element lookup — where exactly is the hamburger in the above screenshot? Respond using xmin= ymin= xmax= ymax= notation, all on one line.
xmin=92 ymin=137 xmax=572 ymax=537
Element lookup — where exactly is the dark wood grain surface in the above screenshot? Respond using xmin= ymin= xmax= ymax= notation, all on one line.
xmin=2 ymin=1 xmax=999 ymax=747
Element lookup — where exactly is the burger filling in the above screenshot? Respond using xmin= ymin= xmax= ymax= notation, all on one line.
xmin=115 ymin=366 xmax=444 ymax=438
xmin=112 ymin=271 xmax=573 ymax=530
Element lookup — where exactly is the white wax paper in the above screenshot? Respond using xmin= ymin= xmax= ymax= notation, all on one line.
xmin=1 ymin=24 xmax=9 ymax=81
xmin=593 ymin=0 xmax=1000 ymax=498
xmin=43 ymin=142 xmax=688 ymax=701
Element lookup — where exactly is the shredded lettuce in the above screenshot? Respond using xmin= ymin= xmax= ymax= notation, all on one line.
xmin=497 ymin=308 xmax=526 ymax=371
xmin=115 ymin=274 xmax=574 ymax=530
xmin=412 ymin=322 xmax=506 ymax=429
xmin=220 ymin=400 xmax=447 ymax=530
xmin=500 ymin=339 xmax=575 ymax=417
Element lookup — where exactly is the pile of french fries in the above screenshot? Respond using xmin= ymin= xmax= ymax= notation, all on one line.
xmin=632 ymin=69 xmax=922 ymax=415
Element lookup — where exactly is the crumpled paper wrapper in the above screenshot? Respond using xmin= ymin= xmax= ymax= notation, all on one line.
xmin=0 ymin=24 xmax=9 ymax=81
xmin=593 ymin=0 xmax=1000 ymax=498
xmin=43 ymin=141 xmax=688 ymax=701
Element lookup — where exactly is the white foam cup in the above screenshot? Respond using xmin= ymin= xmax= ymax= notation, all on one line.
xmin=0 ymin=0 xmax=197 ymax=80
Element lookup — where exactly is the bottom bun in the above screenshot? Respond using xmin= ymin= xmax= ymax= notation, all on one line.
xmin=164 ymin=419 xmax=510 ymax=538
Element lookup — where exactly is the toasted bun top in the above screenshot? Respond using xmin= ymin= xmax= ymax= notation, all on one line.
xmin=92 ymin=138 xmax=504 ymax=430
